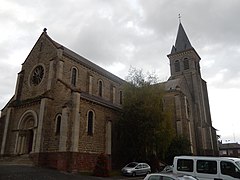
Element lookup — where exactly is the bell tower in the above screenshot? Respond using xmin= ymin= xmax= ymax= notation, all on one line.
xmin=167 ymin=22 xmax=218 ymax=155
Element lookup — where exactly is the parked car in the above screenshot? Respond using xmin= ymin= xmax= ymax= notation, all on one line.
xmin=173 ymin=156 xmax=240 ymax=180
xmin=121 ymin=162 xmax=151 ymax=176
xmin=161 ymin=165 xmax=173 ymax=173
xmin=144 ymin=173 xmax=198 ymax=180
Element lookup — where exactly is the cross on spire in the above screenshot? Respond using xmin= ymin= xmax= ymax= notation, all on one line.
xmin=178 ymin=14 xmax=181 ymax=24
xmin=170 ymin=18 xmax=193 ymax=54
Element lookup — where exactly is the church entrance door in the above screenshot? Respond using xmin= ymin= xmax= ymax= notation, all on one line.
xmin=16 ymin=115 xmax=36 ymax=155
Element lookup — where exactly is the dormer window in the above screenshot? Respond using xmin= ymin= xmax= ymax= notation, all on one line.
xmin=174 ymin=60 xmax=180 ymax=72
xmin=184 ymin=58 xmax=189 ymax=70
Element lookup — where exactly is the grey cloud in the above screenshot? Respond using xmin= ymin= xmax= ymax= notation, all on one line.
xmin=1 ymin=0 xmax=240 ymax=142
xmin=0 ymin=64 xmax=18 ymax=100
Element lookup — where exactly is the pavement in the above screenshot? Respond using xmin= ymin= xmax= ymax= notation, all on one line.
xmin=0 ymin=165 xmax=144 ymax=180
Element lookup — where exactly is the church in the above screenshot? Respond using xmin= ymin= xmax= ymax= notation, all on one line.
xmin=0 ymin=23 xmax=218 ymax=172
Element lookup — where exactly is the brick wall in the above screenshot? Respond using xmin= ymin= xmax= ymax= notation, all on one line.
xmin=31 ymin=152 xmax=102 ymax=172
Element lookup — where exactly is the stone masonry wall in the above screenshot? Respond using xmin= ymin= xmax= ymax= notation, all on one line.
xmin=20 ymin=35 xmax=57 ymax=101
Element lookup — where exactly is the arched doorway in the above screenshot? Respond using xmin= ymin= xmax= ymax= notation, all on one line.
xmin=15 ymin=111 xmax=37 ymax=155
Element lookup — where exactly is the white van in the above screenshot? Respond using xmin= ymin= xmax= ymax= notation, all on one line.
xmin=173 ymin=156 xmax=240 ymax=180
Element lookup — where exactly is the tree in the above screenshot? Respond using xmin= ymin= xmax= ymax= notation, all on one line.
xmin=165 ymin=136 xmax=192 ymax=164
xmin=115 ymin=68 xmax=175 ymax=165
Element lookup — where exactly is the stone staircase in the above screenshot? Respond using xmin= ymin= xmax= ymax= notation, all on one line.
xmin=0 ymin=154 xmax=34 ymax=166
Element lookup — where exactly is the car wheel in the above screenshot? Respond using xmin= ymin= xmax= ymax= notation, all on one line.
xmin=132 ymin=172 xmax=136 ymax=177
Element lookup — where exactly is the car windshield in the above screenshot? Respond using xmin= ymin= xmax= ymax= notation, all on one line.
xmin=236 ymin=161 xmax=240 ymax=169
xmin=126 ymin=162 xmax=138 ymax=167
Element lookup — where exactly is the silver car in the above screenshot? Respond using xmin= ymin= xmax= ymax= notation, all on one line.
xmin=121 ymin=162 xmax=151 ymax=176
xmin=161 ymin=165 xmax=173 ymax=173
xmin=144 ymin=173 xmax=198 ymax=180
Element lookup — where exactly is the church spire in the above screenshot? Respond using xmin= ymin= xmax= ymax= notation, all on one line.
xmin=170 ymin=22 xmax=193 ymax=54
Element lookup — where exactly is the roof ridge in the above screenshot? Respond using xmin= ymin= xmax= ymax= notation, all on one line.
xmin=44 ymin=31 xmax=125 ymax=84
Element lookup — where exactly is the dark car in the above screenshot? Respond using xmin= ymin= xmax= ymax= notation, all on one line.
xmin=144 ymin=173 xmax=198 ymax=180
xmin=121 ymin=162 xmax=151 ymax=176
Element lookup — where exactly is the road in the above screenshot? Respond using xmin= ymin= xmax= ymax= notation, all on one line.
xmin=0 ymin=165 xmax=144 ymax=180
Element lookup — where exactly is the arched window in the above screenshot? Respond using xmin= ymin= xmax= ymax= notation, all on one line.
xmin=98 ymin=80 xmax=103 ymax=97
xmin=119 ymin=90 xmax=123 ymax=105
xmin=184 ymin=58 xmax=189 ymax=70
xmin=87 ymin=110 xmax=94 ymax=135
xmin=71 ymin=67 xmax=78 ymax=86
xmin=55 ymin=114 xmax=61 ymax=135
xmin=112 ymin=86 xmax=116 ymax=103
xmin=174 ymin=60 xmax=180 ymax=72
xmin=88 ymin=75 xmax=93 ymax=94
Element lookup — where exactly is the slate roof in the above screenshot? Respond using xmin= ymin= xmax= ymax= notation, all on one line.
xmin=219 ymin=143 xmax=240 ymax=150
xmin=44 ymin=31 xmax=125 ymax=84
xmin=170 ymin=23 xmax=193 ymax=54
xmin=164 ymin=78 xmax=181 ymax=91
xmin=42 ymin=31 xmax=125 ymax=110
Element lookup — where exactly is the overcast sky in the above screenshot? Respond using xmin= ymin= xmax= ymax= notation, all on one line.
xmin=1 ymin=0 xmax=240 ymax=143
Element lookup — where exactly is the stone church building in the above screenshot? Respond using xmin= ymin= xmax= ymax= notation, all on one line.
xmin=0 ymin=23 xmax=218 ymax=171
